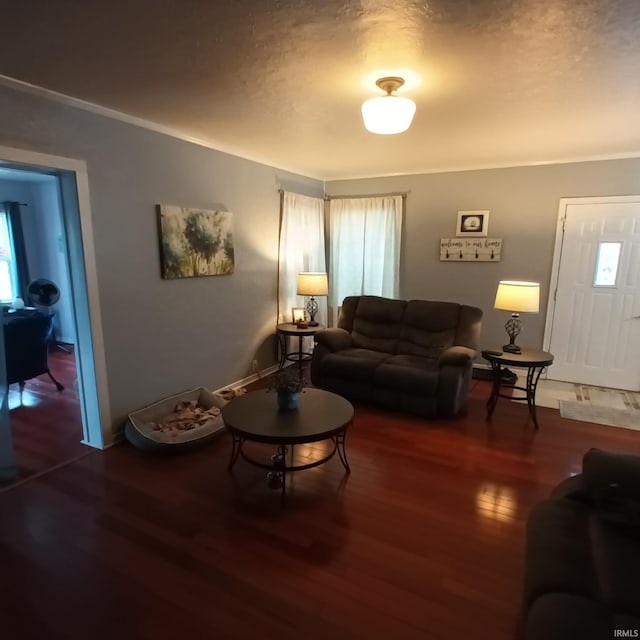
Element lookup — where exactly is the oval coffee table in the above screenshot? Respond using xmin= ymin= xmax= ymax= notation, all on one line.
xmin=222 ymin=387 xmax=354 ymax=504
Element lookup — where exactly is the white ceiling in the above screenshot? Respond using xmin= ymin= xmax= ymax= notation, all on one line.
xmin=1 ymin=0 xmax=640 ymax=180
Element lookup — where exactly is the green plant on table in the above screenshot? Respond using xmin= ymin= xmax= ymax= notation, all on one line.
xmin=271 ymin=368 xmax=307 ymax=394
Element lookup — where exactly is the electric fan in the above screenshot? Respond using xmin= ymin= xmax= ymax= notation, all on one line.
xmin=27 ymin=278 xmax=61 ymax=309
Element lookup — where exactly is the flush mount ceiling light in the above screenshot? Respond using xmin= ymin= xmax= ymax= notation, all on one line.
xmin=361 ymin=76 xmax=416 ymax=135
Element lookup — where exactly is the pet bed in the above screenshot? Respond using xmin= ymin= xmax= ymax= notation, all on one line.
xmin=125 ymin=387 xmax=227 ymax=453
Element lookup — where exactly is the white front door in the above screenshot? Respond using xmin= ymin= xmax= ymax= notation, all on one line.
xmin=546 ymin=197 xmax=640 ymax=391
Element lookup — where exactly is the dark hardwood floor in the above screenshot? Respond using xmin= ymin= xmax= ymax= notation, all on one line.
xmin=4 ymin=348 xmax=86 ymax=486
xmin=1 ymin=374 xmax=639 ymax=640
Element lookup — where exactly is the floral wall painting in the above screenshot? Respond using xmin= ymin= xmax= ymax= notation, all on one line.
xmin=157 ymin=205 xmax=234 ymax=279
xmin=456 ymin=210 xmax=489 ymax=237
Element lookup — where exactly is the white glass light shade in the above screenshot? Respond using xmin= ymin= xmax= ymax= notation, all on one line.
xmin=494 ymin=281 xmax=540 ymax=313
xmin=297 ymin=272 xmax=328 ymax=296
xmin=361 ymin=95 xmax=416 ymax=134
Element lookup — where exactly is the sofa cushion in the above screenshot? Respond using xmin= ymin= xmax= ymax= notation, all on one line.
xmin=397 ymin=300 xmax=461 ymax=357
xmin=454 ymin=304 xmax=483 ymax=348
xmin=525 ymin=594 xmax=612 ymax=640
xmin=591 ymin=514 xmax=640 ymax=617
xmin=374 ymin=355 xmax=439 ymax=394
xmin=524 ymin=499 xmax=600 ymax=606
xmin=320 ymin=348 xmax=390 ymax=382
xmin=350 ymin=296 xmax=406 ymax=353
xmin=526 ymin=491 xmax=640 ymax=625
xmin=583 ymin=448 xmax=640 ymax=502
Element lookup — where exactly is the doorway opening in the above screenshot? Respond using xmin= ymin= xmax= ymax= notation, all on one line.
xmin=0 ymin=146 xmax=111 ymax=486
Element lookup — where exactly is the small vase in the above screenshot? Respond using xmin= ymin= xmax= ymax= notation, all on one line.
xmin=277 ymin=391 xmax=300 ymax=412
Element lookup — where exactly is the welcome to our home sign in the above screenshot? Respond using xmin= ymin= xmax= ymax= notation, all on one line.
xmin=440 ymin=238 xmax=502 ymax=261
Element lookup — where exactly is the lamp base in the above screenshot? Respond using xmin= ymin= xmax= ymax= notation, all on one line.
xmin=503 ymin=343 xmax=522 ymax=354
xmin=307 ymin=320 xmax=319 ymax=327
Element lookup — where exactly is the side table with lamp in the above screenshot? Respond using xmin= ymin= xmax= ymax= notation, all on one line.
xmin=275 ymin=271 xmax=329 ymax=377
xmin=484 ymin=280 xmax=554 ymax=429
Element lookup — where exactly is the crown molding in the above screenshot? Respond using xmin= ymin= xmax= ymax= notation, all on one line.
xmin=0 ymin=74 xmax=323 ymax=181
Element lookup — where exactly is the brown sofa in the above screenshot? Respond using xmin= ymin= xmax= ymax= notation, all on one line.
xmin=310 ymin=295 xmax=482 ymax=417
xmin=523 ymin=449 xmax=640 ymax=639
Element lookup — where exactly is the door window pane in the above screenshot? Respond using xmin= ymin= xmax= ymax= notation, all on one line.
xmin=593 ymin=242 xmax=621 ymax=287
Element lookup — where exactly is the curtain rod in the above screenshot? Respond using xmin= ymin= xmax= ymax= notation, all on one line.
xmin=277 ymin=189 xmax=408 ymax=200
xmin=2 ymin=201 xmax=28 ymax=206
xmin=324 ymin=191 xmax=408 ymax=200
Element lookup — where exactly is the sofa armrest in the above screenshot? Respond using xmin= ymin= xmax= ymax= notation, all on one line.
xmin=314 ymin=327 xmax=353 ymax=352
xmin=582 ymin=448 xmax=640 ymax=501
xmin=438 ymin=345 xmax=476 ymax=366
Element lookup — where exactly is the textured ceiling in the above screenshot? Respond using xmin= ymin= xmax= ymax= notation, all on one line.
xmin=1 ymin=0 xmax=640 ymax=179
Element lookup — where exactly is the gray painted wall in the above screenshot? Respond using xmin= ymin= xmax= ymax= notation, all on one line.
xmin=326 ymin=159 xmax=640 ymax=351
xmin=0 ymin=84 xmax=323 ymax=433
xmin=2 ymin=80 xmax=639 ymax=435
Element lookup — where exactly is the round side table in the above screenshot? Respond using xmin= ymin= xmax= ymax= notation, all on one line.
xmin=482 ymin=348 xmax=554 ymax=429
xmin=276 ymin=323 xmax=323 ymax=374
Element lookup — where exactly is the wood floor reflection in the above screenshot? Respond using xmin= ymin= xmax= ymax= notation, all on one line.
xmin=4 ymin=347 xmax=86 ymax=487
xmin=2 ymin=375 xmax=639 ymax=640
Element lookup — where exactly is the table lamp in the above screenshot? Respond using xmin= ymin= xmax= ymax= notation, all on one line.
xmin=494 ymin=280 xmax=540 ymax=354
xmin=297 ymin=272 xmax=328 ymax=326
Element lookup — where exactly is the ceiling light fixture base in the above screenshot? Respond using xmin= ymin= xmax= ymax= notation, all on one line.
xmin=375 ymin=77 xmax=405 ymax=94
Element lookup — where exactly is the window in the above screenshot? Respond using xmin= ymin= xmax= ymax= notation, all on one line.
xmin=593 ymin=241 xmax=622 ymax=287
xmin=277 ymin=192 xmax=326 ymax=324
xmin=328 ymin=195 xmax=402 ymax=318
xmin=0 ymin=211 xmax=17 ymax=301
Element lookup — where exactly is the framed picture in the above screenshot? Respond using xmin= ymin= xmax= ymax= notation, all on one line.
xmin=456 ymin=210 xmax=489 ymax=237
xmin=291 ymin=307 xmax=306 ymax=323
xmin=157 ymin=205 xmax=234 ymax=279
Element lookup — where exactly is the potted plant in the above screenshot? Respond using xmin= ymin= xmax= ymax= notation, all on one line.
xmin=271 ymin=368 xmax=306 ymax=411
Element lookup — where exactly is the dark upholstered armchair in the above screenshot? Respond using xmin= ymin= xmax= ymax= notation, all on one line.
xmin=523 ymin=449 xmax=640 ymax=639
xmin=310 ymin=295 xmax=482 ymax=418
xmin=4 ymin=310 xmax=64 ymax=391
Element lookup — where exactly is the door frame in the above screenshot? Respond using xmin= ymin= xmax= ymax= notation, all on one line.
xmin=0 ymin=145 xmax=111 ymax=449
xmin=543 ymin=195 xmax=640 ymax=358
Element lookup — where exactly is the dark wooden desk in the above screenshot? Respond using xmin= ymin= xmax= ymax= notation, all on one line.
xmin=482 ymin=348 xmax=554 ymax=429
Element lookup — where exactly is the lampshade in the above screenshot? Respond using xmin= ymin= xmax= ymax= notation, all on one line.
xmin=361 ymin=76 xmax=416 ymax=135
xmin=297 ymin=272 xmax=328 ymax=297
xmin=494 ymin=281 xmax=540 ymax=313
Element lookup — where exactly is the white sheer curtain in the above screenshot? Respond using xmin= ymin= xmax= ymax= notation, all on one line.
xmin=328 ymin=195 xmax=402 ymax=320
xmin=277 ymin=191 xmax=327 ymax=325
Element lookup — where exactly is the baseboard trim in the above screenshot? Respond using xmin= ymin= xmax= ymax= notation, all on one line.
xmin=212 ymin=363 xmax=281 ymax=394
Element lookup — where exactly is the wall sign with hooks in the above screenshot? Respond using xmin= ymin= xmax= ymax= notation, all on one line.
xmin=440 ymin=238 xmax=502 ymax=261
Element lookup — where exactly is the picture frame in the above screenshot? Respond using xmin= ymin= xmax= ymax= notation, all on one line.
xmin=291 ymin=307 xmax=306 ymax=323
xmin=157 ymin=204 xmax=234 ymax=279
xmin=456 ymin=210 xmax=489 ymax=237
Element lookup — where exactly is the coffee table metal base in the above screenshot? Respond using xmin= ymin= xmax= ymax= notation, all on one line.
xmin=228 ymin=432 xmax=350 ymax=504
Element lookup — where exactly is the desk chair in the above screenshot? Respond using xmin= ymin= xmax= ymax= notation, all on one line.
xmin=4 ymin=311 xmax=65 ymax=392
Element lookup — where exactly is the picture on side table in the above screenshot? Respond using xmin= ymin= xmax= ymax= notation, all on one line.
xmin=456 ymin=210 xmax=489 ymax=237
xmin=157 ymin=204 xmax=235 ymax=279
xmin=291 ymin=307 xmax=306 ymax=323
